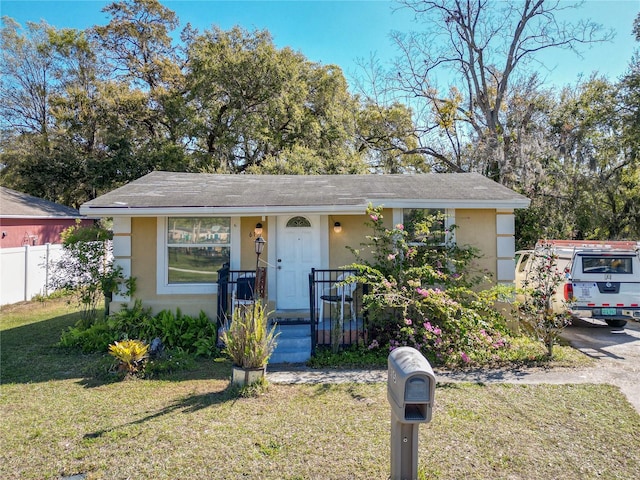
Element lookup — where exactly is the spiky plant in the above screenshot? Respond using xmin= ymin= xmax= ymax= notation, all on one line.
xmin=108 ymin=339 xmax=149 ymax=375
xmin=221 ymin=300 xmax=278 ymax=369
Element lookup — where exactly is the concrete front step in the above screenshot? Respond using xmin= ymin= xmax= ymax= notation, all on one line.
xmin=270 ymin=323 xmax=312 ymax=364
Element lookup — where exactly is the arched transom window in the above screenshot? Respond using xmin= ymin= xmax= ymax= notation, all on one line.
xmin=286 ymin=216 xmax=311 ymax=228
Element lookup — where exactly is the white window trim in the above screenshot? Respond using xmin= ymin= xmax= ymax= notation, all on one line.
xmin=444 ymin=210 xmax=455 ymax=244
xmin=156 ymin=216 xmax=235 ymax=295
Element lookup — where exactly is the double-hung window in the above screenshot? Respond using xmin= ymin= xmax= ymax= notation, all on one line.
xmin=158 ymin=217 xmax=230 ymax=294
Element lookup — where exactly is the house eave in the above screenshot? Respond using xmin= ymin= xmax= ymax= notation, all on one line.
xmin=372 ymin=198 xmax=531 ymax=209
xmin=79 ymin=198 xmax=530 ymax=217
xmin=79 ymin=205 xmax=368 ymax=217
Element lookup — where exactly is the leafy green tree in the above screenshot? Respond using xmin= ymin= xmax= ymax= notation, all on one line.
xmin=0 ymin=19 xmax=60 ymax=201
xmin=1 ymin=5 xmax=189 ymax=205
xmin=247 ymin=145 xmax=367 ymax=175
xmin=92 ymin=0 xmax=189 ymax=169
xmin=355 ymin=101 xmax=426 ymax=173
xmin=515 ymin=74 xmax=640 ymax=246
xmin=94 ymin=0 xmax=180 ymax=90
xmin=548 ymin=76 xmax=640 ymax=240
xmin=387 ymin=0 xmax=612 ymax=182
xmin=513 ymin=12 xmax=640 ymax=246
xmin=0 ymin=18 xmax=78 ymax=203
xmin=185 ymin=26 xmax=363 ymax=173
xmin=616 ymin=14 xmax=640 ymax=237
xmin=0 ymin=18 xmax=56 ymax=141
xmin=52 ymin=222 xmax=134 ymax=326
xmin=517 ymin=243 xmax=572 ymax=357
xmin=2 ymin=2 xmax=427 ymax=203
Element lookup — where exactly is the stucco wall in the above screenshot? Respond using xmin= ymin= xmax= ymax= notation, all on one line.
xmin=110 ymin=208 xmax=507 ymax=317
xmin=111 ymin=217 xmax=218 ymax=319
xmin=131 ymin=217 xmax=157 ymax=301
xmin=329 ymin=209 xmax=394 ymax=268
xmin=239 ymin=216 xmax=269 ymax=270
xmin=455 ymin=209 xmax=497 ymax=283
xmin=329 ymin=215 xmax=366 ymax=268
xmin=329 ymin=209 xmax=500 ymax=280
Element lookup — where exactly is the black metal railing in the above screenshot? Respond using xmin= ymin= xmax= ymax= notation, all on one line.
xmin=309 ymin=268 xmax=366 ymax=354
xmin=217 ymin=265 xmax=368 ymax=356
xmin=216 ymin=264 xmax=258 ymax=328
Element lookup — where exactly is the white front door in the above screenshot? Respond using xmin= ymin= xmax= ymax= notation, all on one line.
xmin=276 ymin=215 xmax=321 ymax=309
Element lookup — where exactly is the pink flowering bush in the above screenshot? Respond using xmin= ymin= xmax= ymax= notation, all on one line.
xmin=348 ymin=204 xmax=511 ymax=367
xmin=389 ymin=285 xmax=510 ymax=366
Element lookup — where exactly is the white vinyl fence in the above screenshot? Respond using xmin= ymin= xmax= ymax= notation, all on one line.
xmin=0 ymin=243 xmax=64 ymax=306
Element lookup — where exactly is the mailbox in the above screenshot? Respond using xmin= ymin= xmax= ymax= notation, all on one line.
xmin=387 ymin=346 xmax=436 ymax=423
xmin=387 ymin=346 xmax=436 ymax=480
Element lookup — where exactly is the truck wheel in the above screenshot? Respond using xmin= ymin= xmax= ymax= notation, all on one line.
xmin=605 ymin=319 xmax=627 ymax=328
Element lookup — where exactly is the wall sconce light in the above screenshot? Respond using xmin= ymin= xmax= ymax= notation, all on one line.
xmin=254 ymin=222 xmax=263 ymax=236
xmin=333 ymin=222 xmax=342 ymax=233
xmin=1 ymin=231 xmax=6 ymax=238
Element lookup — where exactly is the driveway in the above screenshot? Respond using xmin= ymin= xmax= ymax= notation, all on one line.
xmin=558 ymin=317 xmax=640 ymax=412
xmin=561 ymin=317 xmax=640 ymax=362
xmin=268 ymin=319 xmax=640 ymax=414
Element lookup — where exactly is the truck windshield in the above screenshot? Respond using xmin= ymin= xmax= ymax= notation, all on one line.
xmin=582 ymin=256 xmax=633 ymax=274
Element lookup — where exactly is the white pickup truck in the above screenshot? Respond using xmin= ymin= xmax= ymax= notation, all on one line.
xmin=567 ymin=247 xmax=640 ymax=327
xmin=515 ymin=241 xmax=640 ymax=327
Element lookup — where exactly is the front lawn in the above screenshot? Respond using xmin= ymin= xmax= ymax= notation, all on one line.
xmin=1 ymin=299 xmax=639 ymax=479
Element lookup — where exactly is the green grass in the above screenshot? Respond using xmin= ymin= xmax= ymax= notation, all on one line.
xmin=1 ymin=298 xmax=639 ymax=479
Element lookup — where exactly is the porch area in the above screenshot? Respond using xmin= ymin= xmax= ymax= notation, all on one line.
xmin=217 ymin=267 xmax=367 ymax=364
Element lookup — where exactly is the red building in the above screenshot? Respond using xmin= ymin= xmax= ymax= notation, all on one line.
xmin=0 ymin=187 xmax=93 ymax=248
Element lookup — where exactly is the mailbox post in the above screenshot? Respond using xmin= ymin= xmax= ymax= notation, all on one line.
xmin=387 ymin=346 xmax=436 ymax=480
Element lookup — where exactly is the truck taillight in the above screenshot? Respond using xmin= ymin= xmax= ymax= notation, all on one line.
xmin=564 ymin=283 xmax=573 ymax=301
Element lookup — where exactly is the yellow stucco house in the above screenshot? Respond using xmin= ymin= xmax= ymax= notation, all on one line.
xmin=80 ymin=172 xmax=529 ymax=361
xmin=80 ymin=171 xmax=529 ymax=316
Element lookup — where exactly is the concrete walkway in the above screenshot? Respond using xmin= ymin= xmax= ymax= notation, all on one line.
xmin=268 ymin=364 xmax=640 ymax=414
xmin=268 ymin=319 xmax=640 ymax=414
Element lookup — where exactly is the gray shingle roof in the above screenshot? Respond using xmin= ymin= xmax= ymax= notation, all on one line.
xmin=80 ymin=171 xmax=530 ymax=215
xmin=0 ymin=187 xmax=83 ymax=218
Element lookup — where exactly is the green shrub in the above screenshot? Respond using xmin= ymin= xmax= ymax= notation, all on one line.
xmin=145 ymin=350 xmax=196 ymax=377
xmin=59 ymin=320 xmax=118 ymax=353
xmin=59 ymin=301 xmax=218 ymax=358
xmin=141 ymin=309 xmax=218 ymax=356
xmin=106 ymin=300 xmax=154 ymax=340
xmin=388 ymin=286 xmax=511 ymax=366
xmin=307 ymin=345 xmax=387 ymax=368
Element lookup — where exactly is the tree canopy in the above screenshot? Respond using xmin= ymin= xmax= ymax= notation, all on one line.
xmin=0 ymin=0 xmax=419 ymax=208
xmin=1 ymin=0 xmax=638 ymax=243
xmin=372 ymin=0 xmax=639 ymax=243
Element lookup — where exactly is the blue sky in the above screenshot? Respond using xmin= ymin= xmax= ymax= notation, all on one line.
xmin=2 ymin=0 xmax=638 ymax=89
